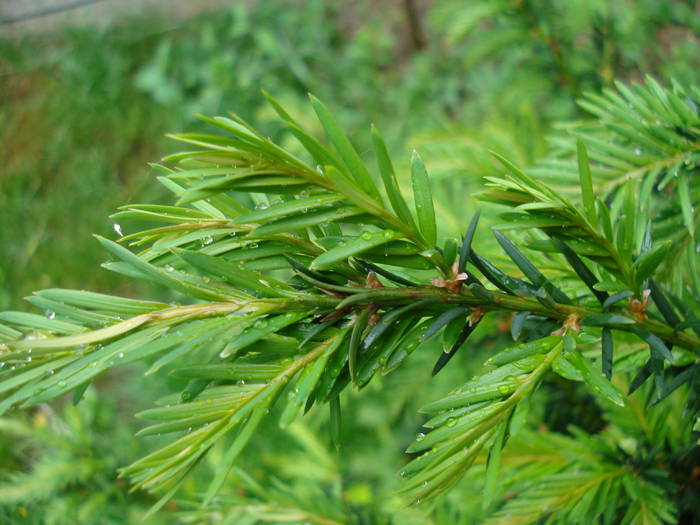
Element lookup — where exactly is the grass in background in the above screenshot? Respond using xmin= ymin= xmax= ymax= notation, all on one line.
xmin=0 ymin=22 xmax=177 ymax=309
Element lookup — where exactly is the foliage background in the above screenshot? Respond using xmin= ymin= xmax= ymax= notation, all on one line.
xmin=0 ymin=0 xmax=698 ymax=523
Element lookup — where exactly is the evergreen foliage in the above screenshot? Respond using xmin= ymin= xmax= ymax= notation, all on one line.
xmin=0 ymin=77 xmax=698 ymax=522
xmin=0 ymin=388 xmax=173 ymax=524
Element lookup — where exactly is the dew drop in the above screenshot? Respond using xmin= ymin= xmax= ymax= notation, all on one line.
xmin=415 ymin=432 xmax=426 ymax=442
xmin=58 ymin=380 xmax=67 ymax=387
xmin=446 ymin=418 xmax=457 ymax=427
xmin=497 ymin=384 xmax=510 ymax=394
xmin=113 ymin=223 xmax=123 ymax=237
xmin=201 ymin=235 xmax=214 ymax=246
xmin=361 ymin=232 xmax=372 ymax=241
xmin=634 ymin=147 xmax=641 ymax=156
xmin=26 ymin=357 xmax=32 ymax=363
xmin=118 ymin=352 xmax=124 ymax=359
xmin=165 ymin=264 xmax=175 ymax=272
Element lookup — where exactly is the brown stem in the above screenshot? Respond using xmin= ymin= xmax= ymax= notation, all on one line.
xmin=402 ymin=0 xmax=427 ymax=53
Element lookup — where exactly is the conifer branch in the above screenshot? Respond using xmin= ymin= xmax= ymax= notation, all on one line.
xmin=0 ymin=80 xmax=697 ymax=513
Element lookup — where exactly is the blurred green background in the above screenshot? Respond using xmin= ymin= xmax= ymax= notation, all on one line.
xmin=0 ymin=1 xmax=698 ymax=523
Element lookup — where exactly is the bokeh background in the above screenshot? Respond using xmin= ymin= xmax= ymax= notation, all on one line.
xmin=0 ymin=1 xmax=698 ymax=523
